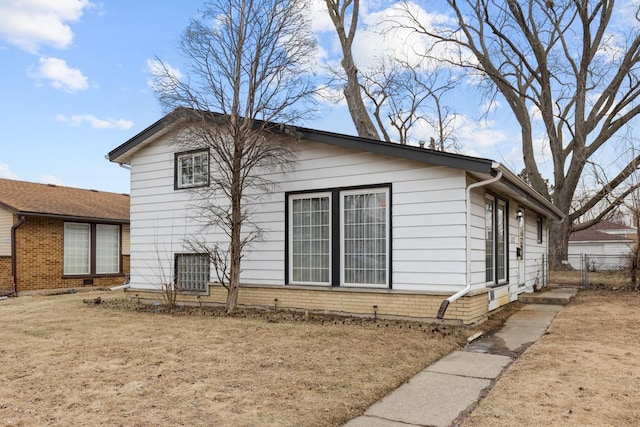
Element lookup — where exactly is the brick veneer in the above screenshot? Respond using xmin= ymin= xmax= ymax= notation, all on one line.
xmin=14 ymin=217 xmax=129 ymax=292
xmin=0 ymin=256 xmax=11 ymax=292
xmin=131 ymin=284 xmax=490 ymax=324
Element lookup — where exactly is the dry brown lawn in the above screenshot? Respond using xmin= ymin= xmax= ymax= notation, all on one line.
xmin=461 ymin=290 xmax=640 ymax=427
xmin=0 ymin=290 xmax=470 ymax=427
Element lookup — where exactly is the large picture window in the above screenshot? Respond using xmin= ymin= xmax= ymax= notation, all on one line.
xmin=175 ymin=150 xmax=209 ymax=189
xmin=64 ymin=223 xmax=121 ymax=276
xmin=341 ymin=189 xmax=388 ymax=286
xmin=287 ymin=186 xmax=390 ymax=288
xmin=485 ymin=195 xmax=508 ymax=285
xmin=289 ymin=194 xmax=331 ymax=284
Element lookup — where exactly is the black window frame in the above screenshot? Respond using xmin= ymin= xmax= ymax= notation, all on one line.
xmin=284 ymin=183 xmax=393 ymax=289
xmin=174 ymin=149 xmax=210 ymax=190
xmin=485 ymin=193 xmax=509 ymax=286
xmin=537 ymin=216 xmax=544 ymax=244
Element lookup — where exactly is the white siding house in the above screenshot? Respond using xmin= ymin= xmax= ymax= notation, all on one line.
xmin=109 ymin=110 xmax=563 ymax=324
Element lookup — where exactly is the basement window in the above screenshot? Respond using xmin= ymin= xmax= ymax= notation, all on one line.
xmin=175 ymin=253 xmax=210 ymax=292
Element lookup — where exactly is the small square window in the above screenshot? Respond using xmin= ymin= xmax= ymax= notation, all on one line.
xmin=175 ymin=150 xmax=209 ymax=189
xmin=175 ymin=254 xmax=210 ymax=292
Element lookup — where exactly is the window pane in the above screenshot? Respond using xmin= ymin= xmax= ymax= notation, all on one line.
xmin=343 ymin=191 xmax=387 ymax=285
xmin=96 ymin=224 xmax=120 ymax=274
xmin=291 ymin=195 xmax=330 ymax=284
xmin=176 ymin=254 xmax=210 ymax=292
xmin=177 ymin=151 xmax=208 ymax=188
xmin=497 ymin=201 xmax=506 ymax=282
xmin=485 ymin=197 xmax=494 ymax=283
xmin=64 ymin=223 xmax=90 ymax=275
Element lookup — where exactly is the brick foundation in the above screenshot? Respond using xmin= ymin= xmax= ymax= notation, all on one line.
xmin=130 ymin=284 xmax=490 ymax=324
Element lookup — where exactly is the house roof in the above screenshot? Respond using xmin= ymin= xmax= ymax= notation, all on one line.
xmin=589 ymin=220 xmax=635 ymax=232
xmin=569 ymin=229 xmax=632 ymax=242
xmin=107 ymin=108 xmax=564 ymax=221
xmin=0 ymin=178 xmax=130 ymax=223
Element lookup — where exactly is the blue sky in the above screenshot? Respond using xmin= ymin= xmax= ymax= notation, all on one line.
xmin=0 ymin=1 xmax=530 ymax=195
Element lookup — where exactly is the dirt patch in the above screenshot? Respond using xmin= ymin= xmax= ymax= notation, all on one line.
xmin=461 ymin=289 xmax=640 ymax=426
xmin=0 ymin=290 xmax=483 ymax=427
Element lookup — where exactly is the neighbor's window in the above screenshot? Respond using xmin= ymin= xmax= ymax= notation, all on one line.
xmin=176 ymin=150 xmax=209 ymax=189
xmin=64 ymin=223 xmax=91 ymax=275
xmin=485 ymin=195 xmax=508 ymax=285
xmin=64 ymin=223 xmax=121 ymax=275
xmin=175 ymin=254 xmax=210 ymax=292
xmin=287 ymin=186 xmax=390 ymax=288
xmin=96 ymin=224 xmax=120 ymax=274
xmin=289 ymin=193 xmax=331 ymax=284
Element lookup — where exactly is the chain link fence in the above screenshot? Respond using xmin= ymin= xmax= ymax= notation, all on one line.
xmin=549 ymin=253 xmax=638 ymax=288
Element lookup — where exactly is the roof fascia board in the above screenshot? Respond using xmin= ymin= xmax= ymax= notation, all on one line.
xmin=108 ymin=112 xmax=181 ymax=163
xmin=495 ymin=165 xmax=565 ymax=221
xmin=298 ymin=128 xmax=495 ymax=174
xmin=110 ymin=109 xmax=496 ymax=174
xmin=16 ymin=211 xmax=129 ymax=224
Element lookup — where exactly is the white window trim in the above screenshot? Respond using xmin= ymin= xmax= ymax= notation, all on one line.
xmin=339 ymin=188 xmax=390 ymax=288
xmin=288 ymin=192 xmax=332 ymax=286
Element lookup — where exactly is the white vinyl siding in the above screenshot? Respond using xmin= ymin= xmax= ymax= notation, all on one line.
xmin=127 ymin=135 xmax=469 ymax=292
xmin=0 ymin=207 xmax=13 ymax=256
xmin=64 ymin=223 xmax=91 ymax=275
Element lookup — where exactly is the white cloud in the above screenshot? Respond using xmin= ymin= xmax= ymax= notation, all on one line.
xmin=56 ymin=114 xmax=133 ymax=130
xmin=38 ymin=174 xmax=65 ymax=186
xmin=0 ymin=0 xmax=93 ymax=53
xmin=0 ymin=163 xmax=18 ymax=179
xmin=146 ymin=58 xmax=183 ymax=91
xmin=29 ymin=56 xmax=89 ymax=92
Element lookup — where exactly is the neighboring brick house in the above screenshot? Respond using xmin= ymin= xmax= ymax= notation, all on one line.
xmin=0 ymin=178 xmax=130 ymax=295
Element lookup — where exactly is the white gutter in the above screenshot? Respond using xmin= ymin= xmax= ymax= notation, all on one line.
xmin=437 ymin=163 xmax=503 ymax=319
xmin=110 ymin=283 xmax=131 ymax=291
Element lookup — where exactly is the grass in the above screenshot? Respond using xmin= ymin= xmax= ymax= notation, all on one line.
xmin=0 ymin=290 xmax=472 ymax=427
xmin=460 ymin=289 xmax=640 ymax=426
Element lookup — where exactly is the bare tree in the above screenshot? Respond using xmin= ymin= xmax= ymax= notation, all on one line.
xmin=360 ymin=59 xmax=461 ymax=148
xmin=325 ymin=0 xmax=380 ymax=140
xmin=401 ymin=0 xmax=640 ymax=264
xmin=325 ymin=1 xmax=462 ymax=147
xmin=151 ymin=0 xmax=316 ymax=314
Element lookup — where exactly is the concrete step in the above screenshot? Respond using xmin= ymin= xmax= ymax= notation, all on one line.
xmin=518 ymin=287 xmax=578 ymax=305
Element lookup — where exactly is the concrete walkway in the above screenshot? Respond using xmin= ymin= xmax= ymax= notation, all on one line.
xmin=343 ymin=287 xmax=577 ymax=427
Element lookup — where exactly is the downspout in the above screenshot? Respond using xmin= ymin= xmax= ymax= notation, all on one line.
xmin=436 ymin=164 xmax=503 ymax=319
xmin=10 ymin=215 xmax=26 ymax=296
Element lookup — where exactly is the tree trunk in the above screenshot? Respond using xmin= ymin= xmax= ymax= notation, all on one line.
xmin=226 ymin=139 xmax=244 ymax=315
xmin=325 ymin=0 xmax=380 ymax=141
xmin=549 ymin=216 xmax=571 ymax=270
xmin=342 ymin=56 xmax=380 ymax=140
